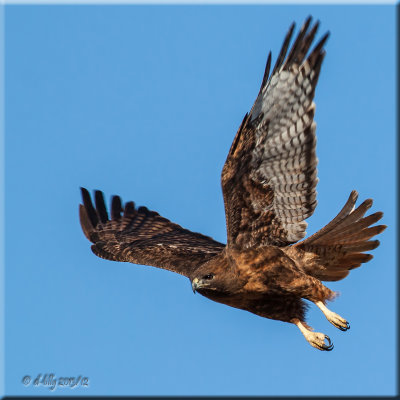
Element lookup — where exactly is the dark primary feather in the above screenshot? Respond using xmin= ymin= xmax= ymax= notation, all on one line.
xmin=259 ymin=52 xmax=272 ymax=95
xmin=222 ymin=18 xmax=328 ymax=249
xmin=284 ymin=17 xmax=311 ymax=67
xmin=271 ymin=21 xmax=295 ymax=76
xmin=79 ymin=188 xmax=225 ymax=277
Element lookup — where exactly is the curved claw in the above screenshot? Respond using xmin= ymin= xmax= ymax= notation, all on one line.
xmin=316 ymin=302 xmax=350 ymax=332
xmin=337 ymin=320 xmax=350 ymax=332
xmin=323 ymin=335 xmax=334 ymax=351
xmin=295 ymin=320 xmax=335 ymax=351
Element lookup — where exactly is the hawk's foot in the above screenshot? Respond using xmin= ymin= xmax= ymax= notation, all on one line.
xmin=316 ymin=301 xmax=350 ymax=331
xmin=293 ymin=319 xmax=334 ymax=351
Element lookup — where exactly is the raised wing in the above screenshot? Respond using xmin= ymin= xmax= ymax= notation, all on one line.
xmin=79 ymin=188 xmax=225 ymax=277
xmin=222 ymin=17 xmax=328 ymax=249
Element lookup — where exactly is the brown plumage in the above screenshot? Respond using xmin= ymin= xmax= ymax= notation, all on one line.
xmin=79 ymin=17 xmax=386 ymax=351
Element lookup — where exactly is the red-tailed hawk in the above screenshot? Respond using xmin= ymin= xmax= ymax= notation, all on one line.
xmin=79 ymin=17 xmax=386 ymax=351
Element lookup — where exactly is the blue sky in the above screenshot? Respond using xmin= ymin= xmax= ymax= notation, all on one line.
xmin=4 ymin=4 xmax=396 ymax=396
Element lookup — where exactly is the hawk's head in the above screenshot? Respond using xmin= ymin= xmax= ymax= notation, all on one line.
xmin=191 ymin=273 xmax=216 ymax=293
xmin=190 ymin=261 xmax=243 ymax=296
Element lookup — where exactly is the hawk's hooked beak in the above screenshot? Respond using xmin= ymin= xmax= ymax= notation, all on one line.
xmin=191 ymin=278 xmax=199 ymax=294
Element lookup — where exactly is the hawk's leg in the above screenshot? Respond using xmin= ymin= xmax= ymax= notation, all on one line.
xmin=292 ymin=318 xmax=334 ymax=351
xmin=315 ymin=301 xmax=350 ymax=331
xmin=252 ymin=295 xmax=334 ymax=351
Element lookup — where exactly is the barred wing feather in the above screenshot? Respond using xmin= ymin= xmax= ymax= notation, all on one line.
xmin=222 ymin=17 xmax=328 ymax=248
xmin=79 ymin=188 xmax=225 ymax=277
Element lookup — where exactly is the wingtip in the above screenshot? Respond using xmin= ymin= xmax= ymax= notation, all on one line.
xmin=305 ymin=15 xmax=312 ymax=23
xmin=376 ymin=224 xmax=387 ymax=234
xmin=302 ymin=15 xmax=312 ymax=31
xmin=349 ymin=190 xmax=359 ymax=203
xmin=312 ymin=19 xmax=320 ymax=30
xmin=286 ymin=21 xmax=296 ymax=42
xmin=370 ymin=239 xmax=380 ymax=250
xmin=363 ymin=198 xmax=374 ymax=209
xmin=94 ymin=190 xmax=109 ymax=224
xmin=318 ymin=31 xmax=330 ymax=46
xmin=111 ymin=195 xmax=123 ymax=220
xmin=260 ymin=51 xmax=272 ymax=90
xmin=80 ymin=186 xmax=90 ymax=197
xmin=94 ymin=189 xmax=104 ymax=198
xmin=365 ymin=254 xmax=374 ymax=262
xmin=79 ymin=203 xmax=94 ymax=241
xmin=79 ymin=187 xmax=100 ymax=229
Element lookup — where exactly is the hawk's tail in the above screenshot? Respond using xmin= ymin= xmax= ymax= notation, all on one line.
xmin=294 ymin=191 xmax=386 ymax=281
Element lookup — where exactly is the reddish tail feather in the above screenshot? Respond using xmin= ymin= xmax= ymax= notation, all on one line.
xmin=294 ymin=191 xmax=386 ymax=281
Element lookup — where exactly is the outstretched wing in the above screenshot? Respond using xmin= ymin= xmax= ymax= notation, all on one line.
xmin=222 ymin=17 xmax=328 ymax=249
xmin=79 ymin=188 xmax=225 ymax=277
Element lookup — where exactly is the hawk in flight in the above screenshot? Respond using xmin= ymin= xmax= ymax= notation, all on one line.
xmin=79 ymin=18 xmax=386 ymax=351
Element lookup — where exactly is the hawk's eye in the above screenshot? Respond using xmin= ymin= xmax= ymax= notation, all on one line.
xmin=203 ymin=273 xmax=214 ymax=280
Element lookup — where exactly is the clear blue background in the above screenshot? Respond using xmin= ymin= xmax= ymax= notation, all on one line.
xmin=5 ymin=5 xmax=396 ymax=396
